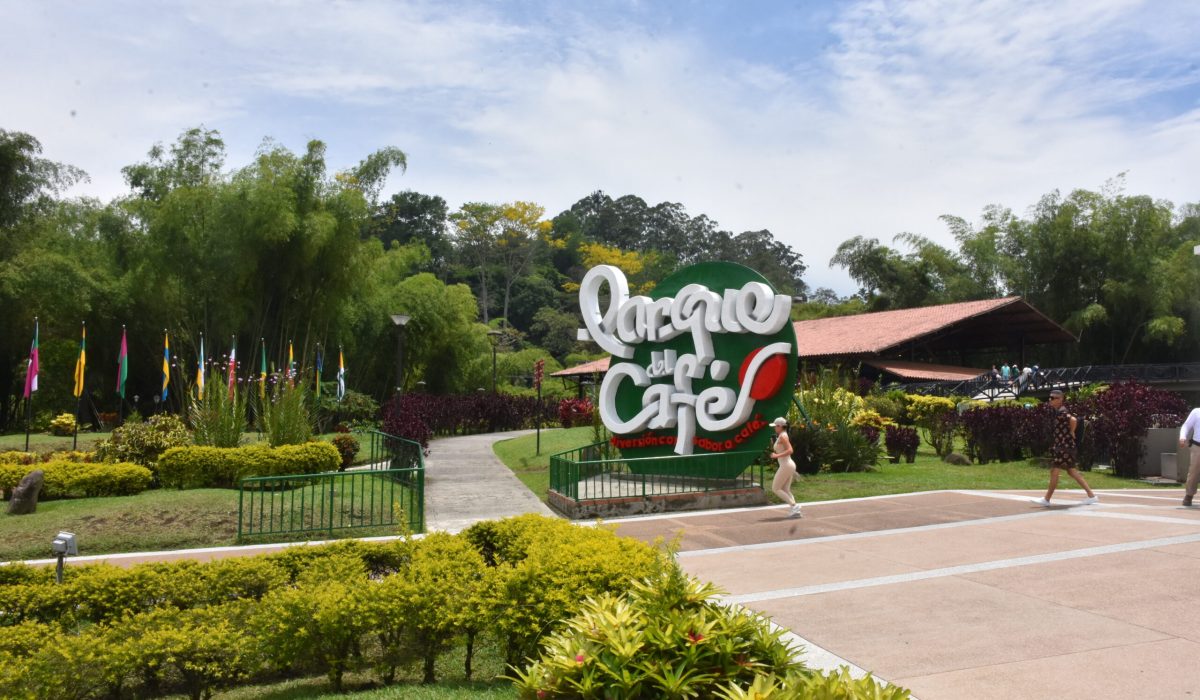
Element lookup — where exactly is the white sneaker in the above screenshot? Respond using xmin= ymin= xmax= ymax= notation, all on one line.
xmin=789 ymin=504 xmax=803 ymax=518
xmin=1080 ymin=496 xmax=1099 ymax=505
xmin=1031 ymin=497 xmax=1051 ymax=507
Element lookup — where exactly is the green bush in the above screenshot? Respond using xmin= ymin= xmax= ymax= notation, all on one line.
xmin=511 ymin=564 xmax=805 ymax=698
xmin=368 ymin=532 xmax=491 ymax=683
xmin=188 ymin=370 xmax=248 ymax=448
xmin=124 ymin=601 xmax=260 ymax=699
xmin=95 ymin=414 xmax=192 ymax=469
xmin=906 ymin=395 xmax=958 ymax=457
xmin=331 ymin=433 xmax=360 ymax=470
xmin=157 ymin=441 xmax=340 ymax=488
xmin=716 ymin=667 xmax=912 ymax=699
xmin=0 ymin=460 xmax=152 ymax=499
xmin=254 ymin=554 xmax=373 ymax=691
xmin=0 ymin=451 xmax=38 ymax=465
xmin=47 ymin=413 xmax=77 ymax=436
xmin=316 ymin=388 xmax=379 ymax=432
xmin=258 ymin=379 xmax=314 ymax=447
xmin=464 ymin=514 xmax=666 ymax=666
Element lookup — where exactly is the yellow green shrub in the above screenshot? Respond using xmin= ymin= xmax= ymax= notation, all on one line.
xmin=367 ymin=532 xmax=490 ymax=684
xmin=0 ymin=451 xmax=38 ymax=465
xmin=254 ymin=554 xmax=373 ymax=691
xmin=157 ymin=441 xmax=341 ymax=488
xmin=0 ymin=582 xmax=74 ymax=628
xmin=48 ymin=413 xmax=76 ymax=436
xmin=511 ymin=564 xmax=804 ymax=699
xmin=0 ymin=460 xmax=151 ymax=498
xmin=850 ymin=409 xmax=895 ymax=430
xmin=464 ymin=514 xmax=666 ymax=666
xmin=119 ymin=601 xmax=260 ymax=699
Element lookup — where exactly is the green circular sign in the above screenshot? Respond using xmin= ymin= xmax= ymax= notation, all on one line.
xmin=579 ymin=261 xmax=797 ymax=477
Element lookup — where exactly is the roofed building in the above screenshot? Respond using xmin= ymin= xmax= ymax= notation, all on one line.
xmin=552 ymin=296 xmax=1075 ymax=390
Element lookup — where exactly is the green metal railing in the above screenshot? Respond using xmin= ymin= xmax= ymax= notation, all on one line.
xmin=549 ymin=442 xmax=765 ymax=502
xmin=236 ymin=431 xmax=424 ymax=538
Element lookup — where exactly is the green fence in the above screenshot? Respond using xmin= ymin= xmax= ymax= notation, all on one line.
xmin=237 ymin=431 xmax=424 ymax=538
xmin=549 ymin=442 xmax=765 ymax=502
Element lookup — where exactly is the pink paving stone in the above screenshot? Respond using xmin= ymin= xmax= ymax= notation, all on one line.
xmin=746 ymin=575 xmax=1170 ymax=680
xmin=893 ymin=637 xmax=1200 ymax=700
xmin=680 ymin=542 xmax=923 ymax=595
xmin=961 ymin=548 xmax=1200 ymax=644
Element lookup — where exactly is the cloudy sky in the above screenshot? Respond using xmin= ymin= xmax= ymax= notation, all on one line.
xmin=3 ymin=0 xmax=1199 ymax=293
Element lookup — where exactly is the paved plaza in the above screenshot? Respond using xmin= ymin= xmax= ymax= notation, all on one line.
xmin=13 ymin=431 xmax=1200 ymax=698
xmin=610 ymin=489 xmax=1200 ymax=699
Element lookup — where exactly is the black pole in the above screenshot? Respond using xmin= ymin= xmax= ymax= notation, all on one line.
xmin=73 ymin=395 xmax=80 ymax=451
xmin=536 ymin=380 xmax=542 ymax=455
xmin=491 ymin=345 xmax=497 ymax=393
xmin=395 ymin=327 xmax=405 ymax=397
xmin=24 ymin=394 xmax=31 ymax=452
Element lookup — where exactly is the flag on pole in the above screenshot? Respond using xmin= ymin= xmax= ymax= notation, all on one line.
xmin=337 ymin=347 xmax=346 ymax=401
xmin=161 ymin=331 xmax=170 ymax=401
xmin=73 ymin=323 xmax=87 ymax=398
xmin=259 ymin=342 xmax=267 ymax=399
xmin=227 ymin=342 xmax=237 ymax=401
xmin=23 ymin=319 xmax=39 ymax=399
xmin=196 ymin=334 xmax=205 ymax=400
xmin=116 ymin=327 xmax=128 ymax=399
xmin=288 ymin=341 xmax=295 ymax=387
xmin=315 ymin=344 xmax=323 ymax=399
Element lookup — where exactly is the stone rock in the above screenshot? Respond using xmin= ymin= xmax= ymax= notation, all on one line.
xmin=943 ymin=452 xmax=971 ymax=466
xmin=7 ymin=470 xmax=45 ymax=515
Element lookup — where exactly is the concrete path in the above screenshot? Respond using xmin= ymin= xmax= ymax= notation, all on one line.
xmin=605 ymin=488 xmax=1200 ymax=699
xmin=423 ymin=430 xmax=555 ymax=533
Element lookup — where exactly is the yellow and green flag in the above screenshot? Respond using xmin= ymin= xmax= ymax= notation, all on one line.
xmin=196 ymin=334 xmax=205 ymax=400
xmin=73 ymin=323 xmax=87 ymax=398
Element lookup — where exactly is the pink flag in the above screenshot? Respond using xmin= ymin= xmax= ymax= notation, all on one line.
xmin=23 ymin=320 xmax=39 ymax=399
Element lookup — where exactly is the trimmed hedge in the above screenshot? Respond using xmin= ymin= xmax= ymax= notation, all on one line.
xmin=0 ymin=516 xmax=667 ymax=698
xmin=156 ymin=442 xmax=341 ymax=489
xmin=0 ymin=461 xmax=152 ymax=499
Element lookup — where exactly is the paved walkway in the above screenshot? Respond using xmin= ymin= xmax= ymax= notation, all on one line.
xmin=422 ymin=429 xmax=554 ymax=532
xmin=14 ymin=435 xmax=1200 ymax=698
xmin=605 ymin=488 xmax=1200 ymax=699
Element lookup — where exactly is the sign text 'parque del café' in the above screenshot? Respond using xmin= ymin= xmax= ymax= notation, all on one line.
xmin=577 ymin=262 xmax=797 ymax=467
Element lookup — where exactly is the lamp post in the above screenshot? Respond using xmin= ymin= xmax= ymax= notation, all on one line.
xmin=390 ymin=314 xmax=410 ymax=396
xmin=487 ymin=330 xmax=502 ymax=393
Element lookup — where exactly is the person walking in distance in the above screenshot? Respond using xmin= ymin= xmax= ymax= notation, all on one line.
xmin=770 ymin=417 xmax=803 ymax=518
xmin=1176 ymin=406 xmax=1200 ymax=506
xmin=1032 ymin=390 xmax=1099 ymax=506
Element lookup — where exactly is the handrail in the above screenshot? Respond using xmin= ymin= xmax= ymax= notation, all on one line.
xmin=899 ymin=362 xmax=1200 ymax=398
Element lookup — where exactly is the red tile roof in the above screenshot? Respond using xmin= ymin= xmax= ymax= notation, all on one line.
xmin=792 ymin=296 xmax=1069 ymax=358
xmin=552 ymin=296 xmax=1073 ymax=376
xmin=550 ymin=357 xmax=610 ymax=377
xmin=861 ymin=359 xmax=986 ymax=382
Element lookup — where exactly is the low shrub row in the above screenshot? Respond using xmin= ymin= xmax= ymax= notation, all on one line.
xmin=0 ymin=514 xmax=906 ymax=699
xmin=156 ymin=442 xmax=341 ymax=488
xmin=0 ymin=515 xmax=666 ymax=698
xmin=0 ymin=451 xmax=95 ymax=465
xmin=0 ymin=461 xmax=152 ymax=499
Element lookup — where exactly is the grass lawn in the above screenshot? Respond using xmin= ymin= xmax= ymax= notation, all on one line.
xmin=491 ymin=426 xmax=597 ymax=502
xmin=492 ymin=429 xmax=1175 ymax=505
xmin=0 ymin=473 xmax=417 ymax=562
xmin=0 ymin=430 xmax=113 ymax=453
xmin=0 ymin=488 xmax=241 ymax=561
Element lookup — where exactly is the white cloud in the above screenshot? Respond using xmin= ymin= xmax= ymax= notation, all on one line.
xmin=3 ymin=0 xmax=1198 ymax=294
